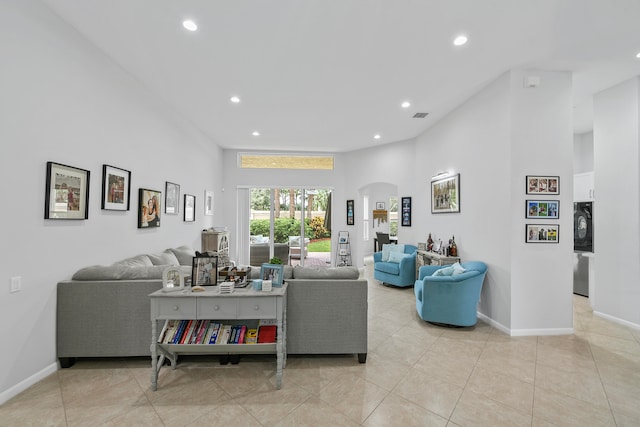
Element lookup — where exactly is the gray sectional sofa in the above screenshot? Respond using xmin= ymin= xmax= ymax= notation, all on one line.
xmin=56 ymin=247 xmax=367 ymax=367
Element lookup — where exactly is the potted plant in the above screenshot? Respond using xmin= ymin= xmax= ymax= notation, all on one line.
xmin=269 ymin=257 xmax=283 ymax=265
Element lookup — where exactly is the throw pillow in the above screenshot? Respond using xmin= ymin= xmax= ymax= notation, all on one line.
xmin=115 ymin=255 xmax=153 ymax=267
xmin=388 ymin=251 xmax=408 ymax=264
xmin=288 ymin=236 xmax=301 ymax=247
xmin=169 ymin=246 xmax=196 ymax=266
xmin=381 ymin=244 xmax=404 ymax=261
xmin=250 ymin=235 xmax=263 ymax=244
xmin=148 ymin=249 xmax=180 ymax=266
xmin=432 ymin=266 xmax=455 ymax=276
xmin=451 ymin=262 xmax=466 ymax=275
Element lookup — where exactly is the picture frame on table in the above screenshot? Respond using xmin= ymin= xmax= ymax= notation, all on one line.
xmin=44 ymin=161 xmax=90 ymax=220
xmin=165 ymin=181 xmax=180 ymax=214
xmin=401 ymin=196 xmax=411 ymax=226
xmin=192 ymin=253 xmax=218 ymax=286
xmin=260 ymin=263 xmax=284 ymax=287
xmin=138 ymin=188 xmax=161 ymax=228
xmin=346 ymin=199 xmax=354 ymax=225
xmin=184 ymin=194 xmax=195 ymax=222
xmin=526 ymin=200 xmax=559 ymax=219
xmin=376 ymin=202 xmax=385 ymax=210
xmin=431 ymin=173 xmax=460 ymax=214
xmin=526 ymin=175 xmax=559 ymax=195
xmin=526 ymin=224 xmax=559 ymax=243
xmin=101 ymin=164 xmax=130 ymax=211
xmin=162 ymin=266 xmax=185 ymax=292
xmin=204 ymin=190 xmax=214 ymax=216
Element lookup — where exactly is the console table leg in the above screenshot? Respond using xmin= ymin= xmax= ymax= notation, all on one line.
xmin=150 ymin=321 xmax=158 ymax=391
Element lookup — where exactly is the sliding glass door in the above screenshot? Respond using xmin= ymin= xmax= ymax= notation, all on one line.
xmin=249 ymin=188 xmax=331 ymax=267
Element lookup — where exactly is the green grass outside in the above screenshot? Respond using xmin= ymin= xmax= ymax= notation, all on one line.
xmin=308 ymin=238 xmax=331 ymax=252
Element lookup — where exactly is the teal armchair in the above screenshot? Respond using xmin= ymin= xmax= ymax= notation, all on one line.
xmin=373 ymin=244 xmax=417 ymax=287
xmin=414 ymin=261 xmax=487 ymax=326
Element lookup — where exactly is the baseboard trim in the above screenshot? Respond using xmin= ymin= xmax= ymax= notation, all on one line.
xmin=0 ymin=362 xmax=58 ymax=406
xmin=478 ymin=312 xmax=574 ymax=336
xmin=594 ymin=310 xmax=640 ymax=331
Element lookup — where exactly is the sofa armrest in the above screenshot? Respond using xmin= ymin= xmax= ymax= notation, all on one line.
xmin=373 ymin=251 xmax=382 ymax=262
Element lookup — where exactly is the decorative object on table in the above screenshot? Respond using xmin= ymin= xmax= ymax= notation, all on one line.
xmin=138 ymin=188 xmax=161 ymax=228
xmin=376 ymin=202 xmax=385 ymax=209
xmin=184 ymin=194 xmax=195 ymax=221
xmin=162 ymin=266 xmax=185 ymax=292
xmin=525 ymin=224 xmax=559 ymax=243
xmin=526 ymin=175 xmax=559 ymax=195
xmin=204 ymin=190 xmax=214 ymax=215
xmin=219 ymin=282 xmax=234 ymax=294
xmin=252 ymin=279 xmax=263 ymax=291
xmin=101 ymin=164 xmax=130 ymax=211
xmin=427 ymin=233 xmax=434 ymax=251
xmin=165 ymin=181 xmax=180 ymax=214
xmin=526 ymin=200 xmax=559 ymax=219
xmin=432 ymin=239 xmax=442 ymax=254
xmin=261 ymin=280 xmax=273 ymax=292
xmin=373 ymin=209 xmax=388 ymax=226
xmin=401 ymin=196 xmax=412 ymax=226
xmin=261 ymin=263 xmax=284 ymax=287
xmin=448 ymin=236 xmax=458 ymax=257
xmin=431 ymin=173 xmax=460 ymax=214
xmin=44 ymin=161 xmax=90 ymax=220
xmin=418 ymin=242 xmax=427 ymax=251
xmin=346 ymin=199 xmax=354 ymax=225
xmin=192 ymin=253 xmax=218 ymax=286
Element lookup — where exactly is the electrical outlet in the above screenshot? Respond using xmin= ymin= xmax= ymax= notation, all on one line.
xmin=10 ymin=276 xmax=21 ymax=293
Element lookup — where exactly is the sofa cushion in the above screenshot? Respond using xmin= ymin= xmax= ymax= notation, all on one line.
xmin=115 ymin=255 xmax=153 ymax=267
xmin=72 ymin=265 xmax=192 ymax=281
xmin=374 ymin=262 xmax=400 ymax=275
xmin=388 ymin=251 xmax=408 ymax=264
xmin=381 ymin=243 xmax=405 ymax=261
xmin=169 ymin=246 xmax=196 ymax=266
xmin=293 ymin=266 xmax=360 ymax=280
xmin=148 ymin=249 xmax=180 ymax=266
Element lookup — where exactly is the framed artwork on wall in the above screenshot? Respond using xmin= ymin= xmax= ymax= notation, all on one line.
xmin=165 ymin=181 xmax=180 ymax=214
xmin=526 ymin=175 xmax=559 ymax=195
xmin=204 ymin=190 xmax=214 ymax=216
xmin=138 ymin=188 xmax=161 ymax=228
xmin=346 ymin=199 xmax=354 ymax=225
xmin=431 ymin=173 xmax=460 ymax=214
xmin=401 ymin=196 xmax=411 ymax=226
xmin=101 ymin=164 xmax=130 ymax=211
xmin=184 ymin=194 xmax=195 ymax=222
xmin=526 ymin=224 xmax=559 ymax=243
xmin=526 ymin=200 xmax=559 ymax=219
xmin=376 ymin=202 xmax=385 ymax=210
xmin=44 ymin=161 xmax=90 ymax=220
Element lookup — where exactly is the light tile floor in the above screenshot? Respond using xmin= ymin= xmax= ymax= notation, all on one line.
xmin=1 ymin=258 xmax=639 ymax=426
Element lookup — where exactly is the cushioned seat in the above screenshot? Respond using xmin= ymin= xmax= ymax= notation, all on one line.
xmin=414 ymin=261 xmax=488 ymax=327
xmin=373 ymin=244 xmax=417 ymax=287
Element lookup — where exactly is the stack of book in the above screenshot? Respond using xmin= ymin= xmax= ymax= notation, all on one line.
xmin=157 ymin=320 xmax=265 ymax=344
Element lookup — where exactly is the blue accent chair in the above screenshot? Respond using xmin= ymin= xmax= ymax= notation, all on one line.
xmin=414 ymin=261 xmax=488 ymax=327
xmin=373 ymin=244 xmax=417 ymax=287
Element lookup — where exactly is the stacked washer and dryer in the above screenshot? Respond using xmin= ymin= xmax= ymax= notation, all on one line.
xmin=573 ymin=201 xmax=593 ymax=296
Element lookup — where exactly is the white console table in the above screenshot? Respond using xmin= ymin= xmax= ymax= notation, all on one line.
xmin=416 ymin=250 xmax=461 ymax=278
xmin=149 ymin=284 xmax=287 ymax=391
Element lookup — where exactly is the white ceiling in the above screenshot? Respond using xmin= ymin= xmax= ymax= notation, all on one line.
xmin=43 ymin=0 xmax=640 ymax=153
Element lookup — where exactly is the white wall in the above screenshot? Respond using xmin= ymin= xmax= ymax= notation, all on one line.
xmin=574 ymin=132 xmax=594 ymax=173
xmin=593 ymin=77 xmax=640 ymax=326
xmin=0 ymin=1 xmax=222 ymax=401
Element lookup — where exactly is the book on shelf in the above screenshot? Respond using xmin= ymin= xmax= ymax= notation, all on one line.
xmin=179 ymin=320 xmax=195 ymax=344
xmin=237 ymin=325 xmax=247 ymax=344
xmin=158 ymin=320 xmax=169 ymax=343
xmin=245 ymin=328 xmax=258 ymax=344
xmin=191 ymin=320 xmax=206 ymax=344
xmin=257 ymin=325 xmax=277 ymax=343
xmin=209 ymin=322 xmax=221 ymax=344
xmin=171 ymin=320 xmax=188 ymax=344
xmin=203 ymin=321 xmax=217 ymax=344
xmin=217 ymin=324 xmax=232 ymax=344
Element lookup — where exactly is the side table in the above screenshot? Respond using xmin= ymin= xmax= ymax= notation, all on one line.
xmin=416 ymin=250 xmax=461 ymax=278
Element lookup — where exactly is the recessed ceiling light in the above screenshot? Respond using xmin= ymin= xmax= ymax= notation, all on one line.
xmin=230 ymin=96 xmax=240 ymax=103
xmin=374 ymin=134 xmax=381 ymax=140
xmin=182 ymin=20 xmax=198 ymax=31
xmin=252 ymin=131 xmax=260 ymax=136
xmin=453 ymin=35 xmax=468 ymax=46
xmin=401 ymin=101 xmax=411 ymax=109
xmin=636 ymin=51 xmax=640 ymax=58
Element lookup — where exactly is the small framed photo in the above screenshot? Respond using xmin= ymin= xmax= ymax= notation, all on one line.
xmin=260 ymin=263 xmax=284 ymax=287
xmin=346 ymin=199 xmax=354 ymax=225
xmin=162 ymin=266 xmax=185 ymax=292
xmin=192 ymin=254 xmax=218 ymax=286
xmin=526 ymin=224 xmax=559 ymax=243
xmin=204 ymin=190 xmax=214 ymax=216
xmin=138 ymin=188 xmax=161 ymax=228
xmin=165 ymin=182 xmax=180 ymax=214
xmin=44 ymin=161 xmax=90 ymax=220
xmin=101 ymin=164 xmax=130 ymax=211
xmin=526 ymin=200 xmax=559 ymax=219
xmin=184 ymin=194 xmax=195 ymax=222
xmin=376 ymin=202 xmax=385 ymax=210
xmin=401 ymin=196 xmax=411 ymax=226
xmin=526 ymin=175 xmax=559 ymax=195
xmin=431 ymin=173 xmax=460 ymax=214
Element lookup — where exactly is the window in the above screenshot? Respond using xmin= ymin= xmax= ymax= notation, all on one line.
xmin=239 ymin=154 xmax=334 ymax=170
xmin=363 ymin=195 xmax=369 ymax=241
